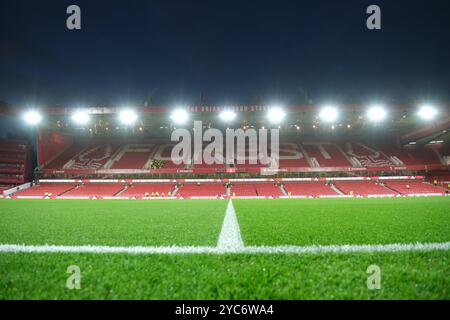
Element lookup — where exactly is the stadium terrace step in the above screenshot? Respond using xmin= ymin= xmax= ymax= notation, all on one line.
xmin=330 ymin=184 xmax=345 ymax=195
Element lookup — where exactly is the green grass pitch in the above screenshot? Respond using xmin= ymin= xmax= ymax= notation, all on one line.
xmin=0 ymin=199 xmax=227 ymax=246
xmin=0 ymin=197 xmax=449 ymax=299
xmin=234 ymin=198 xmax=450 ymax=245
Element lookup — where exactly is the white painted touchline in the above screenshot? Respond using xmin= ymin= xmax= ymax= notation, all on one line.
xmin=0 ymin=242 xmax=449 ymax=255
xmin=217 ymin=200 xmax=244 ymax=252
xmin=2 ymin=202 xmax=449 ymax=255
xmin=243 ymin=242 xmax=450 ymax=254
xmin=0 ymin=244 xmax=218 ymax=254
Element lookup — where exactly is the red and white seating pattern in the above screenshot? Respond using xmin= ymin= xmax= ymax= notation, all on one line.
xmin=342 ymin=142 xmax=394 ymax=167
xmin=192 ymin=144 xmax=226 ymax=169
xmin=278 ymin=142 xmax=310 ymax=167
xmin=44 ymin=144 xmax=86 ymax=170
xmin=42 ymin=139 xmax=447 ymax=172
xmin=66 ymin=145 xmax=120 ymax=170
xmin=109 ymin=144 xmax=156 ymax=169
xmin=302 ymin=142 xmax=351 ymax=167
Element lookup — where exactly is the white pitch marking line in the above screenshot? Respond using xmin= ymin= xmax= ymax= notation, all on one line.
xmin=217 ymin=200 xmax=244 ymax=252
xmin=0 ymin=242 xmax=449 ymax=255
xmin=0 ymin=244 xmax=218 ymax=254
xmin=243 ymin=242 xmax=450 ymax=254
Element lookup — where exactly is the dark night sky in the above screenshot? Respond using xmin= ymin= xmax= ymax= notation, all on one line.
xmin=1 ymin=0 xmax=450 ymax=109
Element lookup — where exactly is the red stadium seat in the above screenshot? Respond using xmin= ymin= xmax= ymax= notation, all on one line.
xmin=334 ymin=181 xmax=397 ymax=196
xmin=62 ymin=183 xmax=125 ymax=198
xmin=177 ymin=183 xmax=226 ymax=198
xmin=14 ymin=183 xmax=76 ymax=197
xmin=384 ymin=180 xmax=444 ymax=195
xmin=120 ymin=184 xmax=174 ymax=198
xmin=283 ymin=182 xmax=338 ymax=197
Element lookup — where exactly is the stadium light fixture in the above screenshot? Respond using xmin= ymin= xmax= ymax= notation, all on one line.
xmin=119 ymin=109 xmax=138 ymax=125
xmin=367 ymin=105 xmax=387 ymax=122
xmin=267 ymin=106 xmax=286 ymax=124
xmin=417 ymin=105 xmax=438 ymax=120
xmin=319 ymin=105 xmax=339 ymax=123
xmin=23 ymin=110 xmax=42 ymax=126
xmin=170 ymin=109 xmax=189 ymax=125
xmin=219 ymin=110 xmax=237 ymax=122
xmin=71 ymin=110 xmax=90 ymax=125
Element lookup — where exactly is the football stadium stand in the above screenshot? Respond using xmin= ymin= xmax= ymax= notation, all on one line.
xmin=254 ymin=183 xmax=284 ymax=197
xmin=6 ymin=176 xmax=448 ymax=199
xmin=109 ymin=145 xmax=155 ymax=169
xmin=229 ymin=183 xmax=283 ymax=197
xmin=177 ymin=183 xmax=227 ymax=198
xmin=38 ymin=139 xmax=448 ymax=175
xmin=230 ymin=184 xmax=258 ymax=197
xmin=283 ymin=182 xmax=339 ymax=197
xmin=119 ymin=183 xmax=175 ymax=198
xmin=62 ymin=183 xmax=125 ymax=198
xmin=302 ymin=143 xmax=351 ymax=167
xmin=14 ymin=183 xmax=76 ymax=198
xmin=1 ymin=119 xmax=448 ymax=200
xmin=333 ymin=181 xmax=397 ymax=197
xmin=384 ymin=180 xmax=445 ymax=196
xmin=0 ymin=185 xmax=13 ymax=194
xmin=0 ymin=139 xmax=32 ymax=185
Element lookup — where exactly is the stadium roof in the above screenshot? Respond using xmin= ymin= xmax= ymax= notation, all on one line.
xmin=1 ymin=101 xmax=449 ymax=146
xmin=0 ymin=102 xmax=440 ymax=115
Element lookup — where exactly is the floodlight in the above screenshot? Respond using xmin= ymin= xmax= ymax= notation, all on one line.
xmin=367 ymin=105 xmax=387 ymax=122
xmin=23 ymin=110 xmax=42 ymax=125
xmin=119 ymin=109 xmax=138 ymax=125
xmin=319 ymin=106 xmax=338 ymax=123
xmin=71 ymin=110 xmax=90 ymax=125
xmin=219 ymin=110 xmax=237 ymax=122
xmin=417 ymin=105 xmax=438 ymax=120
xmin=170 ymin=109 xmax=189 ymax=124
xmin=267 ymin=107 xmax=286 ymax=124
